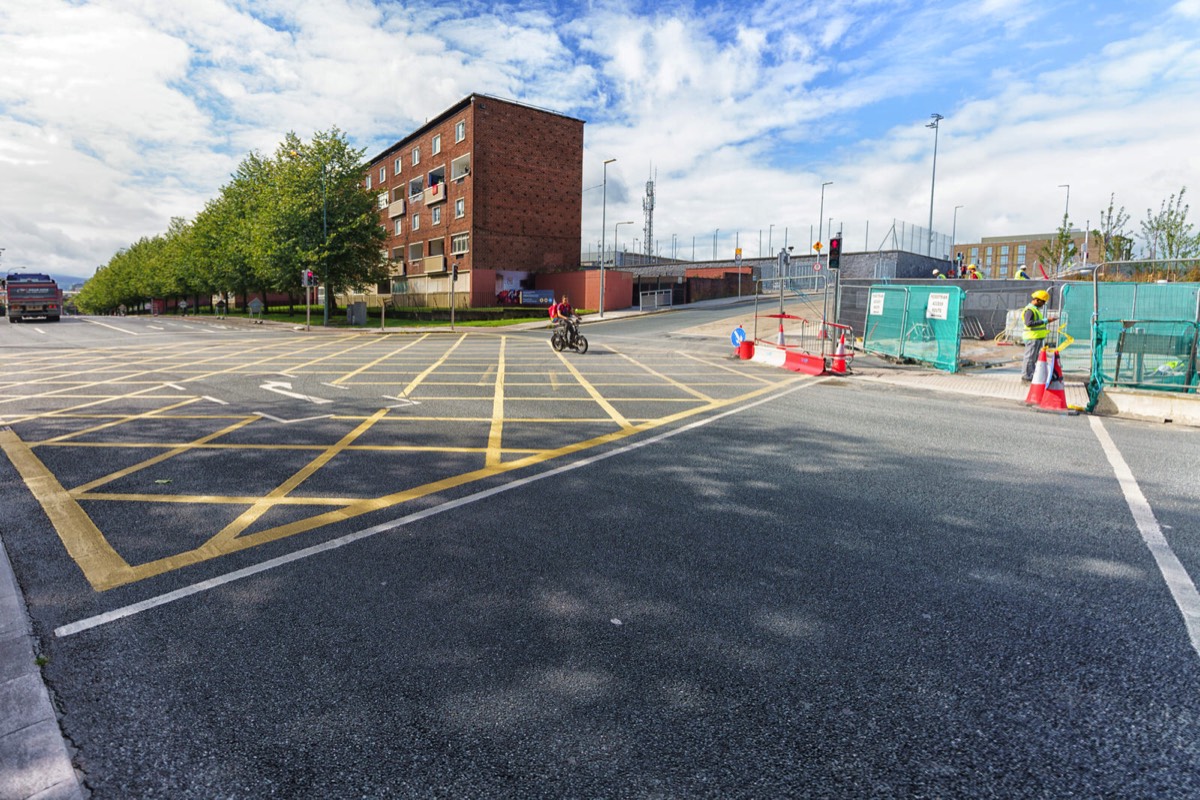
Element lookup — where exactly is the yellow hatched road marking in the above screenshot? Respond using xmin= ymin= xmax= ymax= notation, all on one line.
xmin=206 ymin=408 xmax=392 ymax=546
xmin=330 ymin=335 xmax=430 ymax=385
xmin=38 ymin=397 xmax=203 ymax=445
xmin=399 ymin=334 xmax=467 ymax=396
xmin=485 ymin=338 xmax=506 ymax=467
xmin=95 ymin=374 xmax=806 ymax=589
xmin=0 ymin=428 xmax=133 ymax=592
xmin=69 ymin=415 xmax=261 ymax=494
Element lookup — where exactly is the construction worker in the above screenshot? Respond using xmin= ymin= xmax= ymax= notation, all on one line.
xmin=1015 ymin=264 xmax=1030 ymax=280
xmin=932 ymin=269 xmax=947 ymax=279
xmin=966 ymin=264 xmax=981 ymax=279
xmin=1021 ymin=289 xmax=1051 ymax=382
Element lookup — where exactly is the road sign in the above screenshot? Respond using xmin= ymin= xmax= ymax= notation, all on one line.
xmin=731 ymin=326 xmax=747 ymax=347
xmin=814 ymin=241 xmax=823 ymax=251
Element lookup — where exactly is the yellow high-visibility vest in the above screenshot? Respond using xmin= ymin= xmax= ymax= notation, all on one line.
xmin=1022 ymin=304 xmax=1048 ymax=341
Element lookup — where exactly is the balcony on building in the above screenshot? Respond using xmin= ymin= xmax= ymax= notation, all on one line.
xmin=388 ymin=198 xmax=405 ymax=218
xmin=426 ymin=168 xmax=447 ymax=204
xmin=451 ymin=154 xmax=470 ymax=182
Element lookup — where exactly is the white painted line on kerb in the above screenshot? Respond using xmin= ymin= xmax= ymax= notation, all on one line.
xmin=81 ymin=318 xmax=139 ymax=336
xmin=55 ymin=377 xmax=823 ymax=638
xmin=1090 ymin=415 xmax=1200 ymax=659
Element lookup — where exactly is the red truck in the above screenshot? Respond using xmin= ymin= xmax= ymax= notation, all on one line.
xmin=3 ymin=272 xmax=63 ymax=322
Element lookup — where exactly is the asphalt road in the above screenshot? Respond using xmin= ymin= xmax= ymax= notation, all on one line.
xmin=2 ymin=311 xmax=1199 ymax=798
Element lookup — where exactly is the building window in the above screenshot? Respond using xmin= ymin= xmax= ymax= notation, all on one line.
xmin=970 ymin=247 xmax=979 ymax=259
xmin=451 ymin=232 xmax=469 ymax=254
xmin=365 ymin=174 xmax=372 ymax=189
xmin=377 ymin=192 xmax=388 ymax=210
xmin=408 ymin=242 xmax=423 ymax=262
xmin=412 ymin=146 xmax=420 ymax=166
xmin=432 ymin=134 xmax=441 ymax=155
xmin=455 ymin=197 xmax=465 ymax=218
xmin=412 ymin=213 xmax=420 ymax=231
xmin=408 ymin=177 xmax=423 ymax=200
xmin=394 ymin=158 xmax=402 ymax=175
xmin=379 ymin=167 xmax=386 ymax=182
xmin=455 ymin=120 xmax=466 ymax=142
xmin=451 ymin=154 xmax=470 ymax=181
xmin=432 ymin=206 xmax=442 ymax=225
xmin=394 ymin=219 xmax=402 ymax=235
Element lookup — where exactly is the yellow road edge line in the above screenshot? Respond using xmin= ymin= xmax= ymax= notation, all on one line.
xmin=0 ymin=428 xmax=133 ymax=591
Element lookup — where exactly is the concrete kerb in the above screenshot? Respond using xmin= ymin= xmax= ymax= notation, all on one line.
xmin=0 ymin=540 xmax=84 ymax=800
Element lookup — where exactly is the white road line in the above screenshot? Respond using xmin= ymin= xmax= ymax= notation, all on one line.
xmin=202 ymin=396 xmax=228 ymax=405
xmin=54 ymin=377 xmax=822 ymax=638
xmin=1090 ymin=415 xmax=1200 ymax=659
xmin=33 ymin=327 xmax=47 ymax=334
xmin=81 ymin=318 xmax=139 ymax=336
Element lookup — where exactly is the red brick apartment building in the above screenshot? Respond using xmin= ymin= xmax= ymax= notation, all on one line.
xmin=952 ymin=231 xmax=1100 ymax=278
xmin=364 ymin=94 xmax=584 ymax=308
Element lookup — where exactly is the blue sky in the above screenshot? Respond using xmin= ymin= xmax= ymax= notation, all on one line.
xmin=0 ymin=0 xmax=1197 ymax=278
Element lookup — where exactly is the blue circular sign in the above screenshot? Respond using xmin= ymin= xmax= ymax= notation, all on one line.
xmin=731 ymin=326 xmax=746 ymax=346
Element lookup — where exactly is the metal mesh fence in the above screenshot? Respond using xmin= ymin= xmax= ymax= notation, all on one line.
xmin=863 ymin=285 xmax=964 ymax=372
xmin=1060 ymin=281 xmax=1200 ymax=375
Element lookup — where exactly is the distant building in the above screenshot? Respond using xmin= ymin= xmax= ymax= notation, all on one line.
xmin=953 ymin=230 xmax=1101 ymax=278
xmin=363 ymin=94 xmax=584 ymax=308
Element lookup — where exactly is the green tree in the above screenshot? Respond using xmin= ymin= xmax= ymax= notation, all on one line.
xmin=1039 ymin=212 xmax=1078 ymax=273
xmin=1140 ymin=186 xmax=1199 ymax=261
xmin=1093 ymin=194 xmax=1134 ymax=262
xmin=279 ymin=129 xmax=387 ymax=322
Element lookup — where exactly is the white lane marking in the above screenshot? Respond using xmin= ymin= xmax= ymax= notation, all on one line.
xmin=253 ymin=412 xmax=333 ymax=424
xmin=147 ymin=325 xmax=164 ymax=330
xmin=202 ymin=396 xmax=228 ymax=405
xmin=33 ymin=327 xmax=47 ymax=334
xmin=1090 ymin=415 xmax=1200 ymax=659
xmin=259 ymin=380 xmax=332 ymax=405
xmin=81 ymin=318 xmax=139 ymax=336
xmin=164 ymin=383 xmax=186 ymax=391
xmin=54 ymin=377 xmax=823 ymax=637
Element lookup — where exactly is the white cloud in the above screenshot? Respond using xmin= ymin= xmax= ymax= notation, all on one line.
xmin=0 ymin=0 xmax=1196 ymax=278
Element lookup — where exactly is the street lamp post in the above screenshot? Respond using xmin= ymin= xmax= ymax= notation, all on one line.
xmin=599 ymin=158 xmax=616 ymax=317
xmin=926 ymin=113 xmax=944 ymax=257
xmin=818 ymin=182 xmax=832 ymax=268
xmin=1057 ymin=184 xmax=1071 ymax=272
xmin=769 ymin=223 xmax=774 ymax=255
xmin=713 ymin=228 xmax=719 ymax=260
xmin=1059 ymin=184 xmax=1070 ymax=220
xmin=951 ymin=205 xmax=964 ymax=270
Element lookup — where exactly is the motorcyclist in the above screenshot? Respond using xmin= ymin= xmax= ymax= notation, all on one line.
xmin=554 ymin=295 xmax=579 ymax=342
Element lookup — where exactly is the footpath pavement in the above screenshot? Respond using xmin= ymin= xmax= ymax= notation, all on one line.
xmin=0 ymin=297 xmax=1184 ymax=799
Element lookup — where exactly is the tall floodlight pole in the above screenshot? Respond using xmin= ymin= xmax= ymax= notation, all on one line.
xmin=769 ymin=223 xmax=775 ymax=254
xmin=713 ymin=228 xmax=719 ymax=260
xmin=599 ymin=158 xmax=616 ymax=317
xmin=1059 ymin=184 xmax=1070 ymax=220
xmin=926 ymin=113 xmax=943 ymax=257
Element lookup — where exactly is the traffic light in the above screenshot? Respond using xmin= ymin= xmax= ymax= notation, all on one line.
xmin=828 ymin=236 xmax=842 ymax=270
xmin=451 ymin=263 xmax=459 ymax=282
xmin=307 ymin=270 xmax=315 ymax=287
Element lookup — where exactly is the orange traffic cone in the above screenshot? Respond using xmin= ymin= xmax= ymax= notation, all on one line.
xmin=831 ymin=333 xmax=848 ymax=375
xmin=1024 ymin=347 xmax=1048 ymax=405
xmin=777 ymin=319 xmax=786 ymax=346
xmin=1038 ymin=350 xmax=1068 ymax=411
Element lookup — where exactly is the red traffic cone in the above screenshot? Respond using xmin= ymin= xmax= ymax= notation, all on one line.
xmin=831 ymin=333 xmax=848 ymax=375
xmin=1024 ymin=347 xmax=1049 ymax=405
xmin=777 ymin=319 xmax=786 ymax=346
xmin=1038 ymin=350 xmax=1068 ymax=411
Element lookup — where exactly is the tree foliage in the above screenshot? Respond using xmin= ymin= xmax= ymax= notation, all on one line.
xmin=1140 ymin=186 xmax=1199 ymax=261
xmin=1093 ymin=194 xmax=1134 ymax=262
xmin=77 ymin=129 xmax=386 ymax=318
xmin=1038 ymin=212 xmax=1078 ymax=272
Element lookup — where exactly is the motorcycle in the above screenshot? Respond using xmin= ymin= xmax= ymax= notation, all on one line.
xmin=550 ymin=318 xmax=588 ymax=353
